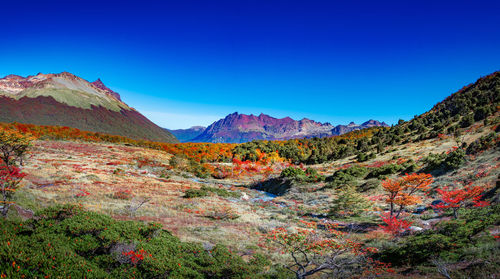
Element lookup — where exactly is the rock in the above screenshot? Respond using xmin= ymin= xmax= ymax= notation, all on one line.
xmin=413 ymin=205 xmax=428 ymax=214
xmin=203 ymin=242 xmax=215 ymax=251
xmin=241 ymin=192 xmax=250 ymax=201
xmin=409 ymin=226 xmax=424 ymax=232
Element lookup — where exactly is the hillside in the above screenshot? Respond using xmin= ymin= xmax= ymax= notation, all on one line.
xmin=168 ymin=126 xmax=206 ymax=142
xmin=189 ymin=112 xmax=388 ymax=143
xmin=0 ymin=72 xmax=178 ymax=143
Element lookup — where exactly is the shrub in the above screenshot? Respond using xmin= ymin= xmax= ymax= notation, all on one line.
xmin=326 ymin=171 xmax=357 ymax=189
xmin=466 ymin=132 xmax=498 ymax=155
xmin=183 ymin=188 xmax=209 ymax=198
xmin=459 ymin=114 xmax=474 ymax=128
xmin=188 ymin=160 xmax=211 ymax=178
xmin=422 ymin=148 xmax=466 ymax=173
xmin=201 ymin=186 xmax=240 ymax=198
xmin=443 ymin=148 xmax=466 ymax=170
xmin=329 ymin=186 xmax=372 ymax=217
xmin=0 ymin=204 xmax=281 ymax=278
xmin=204 ymin=206 xmax=239 ymax=220
xmin=112 ymin=189 xmax=134 ymax=200
xmin=378 ymin=204 xmax=500 ymax=266
xmin=184 ymin=186 xmax=240 ymax=199
xmin=280 ymin=167 xmax=324 ymax=183
xmin=366 ymin=164 xmax=403 ymax=179
xmin=379 ymin=212 xmax=412 ymax=236
xmin=280 ymin=167 xmax=305 ymax=178
xmin=343 ymin=165 xmax=369 ymax=178
xmin=358 ymin=179 xmax=381 ymax=192
xmin=357 ymin=152 xmax=376 ymax=162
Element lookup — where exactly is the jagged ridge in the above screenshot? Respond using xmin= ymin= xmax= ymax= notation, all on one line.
xmin=188 ymin=112 xmax=388 ymax=143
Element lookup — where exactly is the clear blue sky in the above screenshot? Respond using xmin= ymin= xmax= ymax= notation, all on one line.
xmin=1 ymin=0 xmax=499 ymax=129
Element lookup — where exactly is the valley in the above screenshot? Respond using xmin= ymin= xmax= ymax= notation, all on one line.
xmin=0 ymin=71 xmax=499 ymax=278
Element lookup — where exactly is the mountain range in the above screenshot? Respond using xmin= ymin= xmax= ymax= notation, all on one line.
xmin=0 ymin=72 xmax=178 ymax=143
xmin=169 ymin=113 xmax=388 ymax=143
xmin=0 ymin=72 xmax=388 ymax=144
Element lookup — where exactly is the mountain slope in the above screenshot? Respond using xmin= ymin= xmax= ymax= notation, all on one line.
xmin=167 ymin=126 xmax=206 ymax=142
xmin=0 ymin=72 xmax=178 ymax=143
xmin=399 ymin=70 xmax=500 ymax=140
xmin=190 ymin=112 xmax=388 ymax=143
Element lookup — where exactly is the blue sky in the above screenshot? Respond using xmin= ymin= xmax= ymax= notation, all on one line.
xmin=1 ymin=0 xmax=499 ymax=129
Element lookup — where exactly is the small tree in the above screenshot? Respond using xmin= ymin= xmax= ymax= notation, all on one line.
xmin=0 ymin=128 xmax=33 ymax=166
xmin=382 ymin=173 xmax=433 ymax=218
xmin=329 ymin=186 xmax=372 ymax=218
xmin=0 ymin=128 xmax=33 ymax=217
xmin=260 ymin=221 xmax=392 ymax=278
xmin=433 ymin=184 xmax=490 ymax=219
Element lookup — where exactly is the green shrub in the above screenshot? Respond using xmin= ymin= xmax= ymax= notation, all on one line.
xmin=422 ymin=149 xmax=466 ymax=173
xmin=184 ymin=186 xmax=240 ymax=199
xmin=329 ymin=186 xmax=372 ymax=217
xmin=443 ymin=148 xmax=466 ymax=170
xmin=280 ymin=167 xmax=325 ymax=183
xmin=326 ymin=171 xmax=357 ymax=189
xmin=378 ymin=204 xmax=500 ymax=266
xmin=358 ymin=179 xmax=380 ymax=192
xmin=0 ymin=204 xmax=285 ymax=278
xmin=183 ymin=188 xmax=209 ymax=198
xmin=460 ymin=114 xmax=474 ymax=128
xmin=188 ymin=160 xmax=211 ymax=178
xmin=366 ymin=164 xmax=403 ymax=179
xmin=466 ymin=132 xmax=498 ymax=155
xmin=357 ymin=152 xmax=375 ymax=162
xmin=280 ymin=167 xmax=305 ymax=178
xmin=200 ymin=186 xmax=240 ymax=198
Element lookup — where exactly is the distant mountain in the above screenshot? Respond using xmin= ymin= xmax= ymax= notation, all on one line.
xmin=331 ymin=120 xmax=388 ymax=135
xmin=0 ymin=72 xmax=178 ymax=143
xmin=167 ymin=126 xmax=206 ymax=142
xmin=188 ymin=112 xmax=388 ymax=143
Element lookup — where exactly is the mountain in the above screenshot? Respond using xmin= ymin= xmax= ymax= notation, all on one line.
xmin=331 ymin=120 xmax=388 ymax=135
xmin=167 ymin=126 xmax=206 ymax=142
xmin=189 ymin=112 xmax=388 ymax=143
xmin=0 ymin=72 xmax=178 ymax=143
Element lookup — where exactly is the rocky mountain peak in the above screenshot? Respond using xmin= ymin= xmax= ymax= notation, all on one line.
xmin=91 ymin=78 xmax=122 ymax=101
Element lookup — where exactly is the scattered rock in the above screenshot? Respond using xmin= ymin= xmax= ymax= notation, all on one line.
xmin=241 ymin=192 xmax=250 ymax=201
xmin=409 ymin=226 xmax=424 ymax=232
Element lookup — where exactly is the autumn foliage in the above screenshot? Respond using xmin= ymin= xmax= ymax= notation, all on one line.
xmin=382 ymin=173 xmax=434 ymax=218
xmin=433 ymin=184 xmax=490 ymax=218
xmin=379 ymin=212 xmax=413 ymax=236
xmin=0 ymin=122 xmax=286 ymax=178
xmin=0 ymin=127 xmax=33 ymax=217
xmin=260 ymin=220 xmax=392 ymax=278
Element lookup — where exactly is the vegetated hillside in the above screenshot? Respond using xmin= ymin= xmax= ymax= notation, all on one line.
xmin=0 ymin=72 xmax=178 ymax=143
xmin=399 ymin=70 xmax=500 ymax=140
xmin=168 ymin=126 xmax=206 ymax=142
xmin=190 ymin=112 xmax=387 ymax=143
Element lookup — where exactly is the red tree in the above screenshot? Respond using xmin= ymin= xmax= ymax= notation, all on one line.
xmin=433 ymin=184 xmax=490 ymax=219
